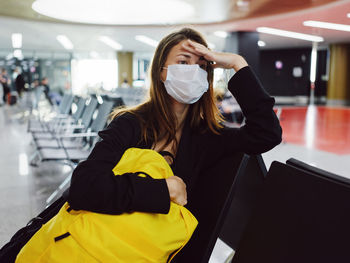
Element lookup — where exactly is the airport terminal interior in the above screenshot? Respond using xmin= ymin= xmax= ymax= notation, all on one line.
xmin=1 ymin=0 xmax=350 ymax=262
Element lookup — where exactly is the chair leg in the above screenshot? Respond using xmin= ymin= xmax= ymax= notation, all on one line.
xmin=29 ymin=150 xmax=40 ymax=166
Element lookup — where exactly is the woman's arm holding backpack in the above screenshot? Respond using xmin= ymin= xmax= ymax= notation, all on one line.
xmin=68 ymin=113 xmax=171 ymax=215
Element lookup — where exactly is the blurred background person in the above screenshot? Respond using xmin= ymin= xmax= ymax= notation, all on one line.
xmin=0 ymin=68 xmax=10 ymax=104
xmin=40 ymin=77 xmax=53 ymax=106
xmin=14 ymin=67 xmax=26 ymax=98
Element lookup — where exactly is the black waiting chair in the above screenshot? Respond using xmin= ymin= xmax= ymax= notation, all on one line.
xmin=232 ymin=161 xmax=350 ymax=263
xmin=219 ymin=155 xmax=267 ymax=252
xmin=286 ymin=158 xmax=348 ymax=185
xmin=174 ymin=152 xmax=250 ymax=262
xmin=31 ymin=97 xmax=98 ymax=141
xmin=28 ymin=93 xmax=74 ymax=132
xmin=29 ymin=96 xmax=86 ymax=134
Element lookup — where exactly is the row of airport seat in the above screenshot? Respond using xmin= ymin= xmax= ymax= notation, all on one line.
xmin=175 ymin=150 xmax=350 ymax=262
xmin=228 ymin=158 xmax=350 ymax=263
xmin=28 ymin=93 xmax=123 ymax=168
xmin=217 ymin=156 xmax=350 ymax=263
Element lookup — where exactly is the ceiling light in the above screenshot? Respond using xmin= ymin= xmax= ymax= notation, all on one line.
xmin=214 ymin=31 xmax=228 ymax=38
xmin=135 ymin=35 xmax=159 ymax=47
xmin=303 ymin=20 xmax=350 ymax=32
xmin=56 ymin=35 xmax=74 ymax=50
xmin=257 ymin=40 xmax=266 ymax=47
xmin=99 ymin=36 xmax=123 ymax=50
xmin=12 ymin=33 xmax=22 ymax=49
xmin=257 ymin=27 xmax=324 ymax=42
xmin=347 ymin=13 xmax=350 ymax=18
xmin=32 ymin=0 xmax=195 ymax=25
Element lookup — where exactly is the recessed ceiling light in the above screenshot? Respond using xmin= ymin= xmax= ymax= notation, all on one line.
xmin=257 ymin=27 xmax=324 ymax=42
xmin=99 ymin=36 xmax=123 ymax=50
xmin=135 ymin=35 xmax=159 ymax=47
xmin=214 ymin=31 xmax=228 ymax=38
xmin=32 ymin=0 xmax=195 ymax=25
xmin=257 ymin=40 xmax=266 ymax=47
xmin=56 ymin=35 xmax=74 ymax=50
xmin=12 ymin=33 xmax=22 ymax=49
xmin=303 ymin=20 xmax=350 ymax=32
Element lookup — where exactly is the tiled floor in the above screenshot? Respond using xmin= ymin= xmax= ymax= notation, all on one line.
xmin=0 ymin=102 xmax=349 ymax=262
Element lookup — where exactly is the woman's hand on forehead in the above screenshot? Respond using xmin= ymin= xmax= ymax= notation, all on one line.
xmin=182 ymin=39 xmax=248 ymax=72
xmin=181 ymin=40 xmax=212 ymax=63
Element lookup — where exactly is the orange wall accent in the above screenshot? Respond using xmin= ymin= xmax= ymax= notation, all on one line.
xmin=327 ymin=44 xmax=350 ymax=103
xmin=117 ymin=52 xmax=133 ymax=87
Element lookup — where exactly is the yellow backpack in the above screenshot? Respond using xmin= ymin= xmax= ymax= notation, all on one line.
xmin=16 ymin=148 xmax=198 ymax=263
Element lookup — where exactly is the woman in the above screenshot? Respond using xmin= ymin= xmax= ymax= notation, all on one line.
xmin=68 ymin=28 xmax=282 ymax=260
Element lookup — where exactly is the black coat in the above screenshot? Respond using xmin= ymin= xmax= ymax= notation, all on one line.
xmin=68 ymin=66 xmax=282 ymax=260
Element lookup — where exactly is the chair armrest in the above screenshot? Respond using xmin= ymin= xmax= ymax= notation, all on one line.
xmin=62 ymin=124 xmax=85 ymax=129
xmin=57 ymin=132 xmax=98 ymax=138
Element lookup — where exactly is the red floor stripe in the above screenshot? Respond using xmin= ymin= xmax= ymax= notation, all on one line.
xmin=277 ymin=106 xmax=350 ymax=155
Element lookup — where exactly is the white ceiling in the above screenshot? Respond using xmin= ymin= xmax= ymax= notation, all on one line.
xmin=0 ymin=0 xmax=349 ymax=59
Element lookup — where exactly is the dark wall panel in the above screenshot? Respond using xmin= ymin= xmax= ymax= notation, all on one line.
xmin=260 ymin=48 xmax=311 ymax=96
xmin=238 ymin=32 xmax=260 ymax=78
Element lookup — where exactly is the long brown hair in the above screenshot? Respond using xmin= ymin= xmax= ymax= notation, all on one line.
xmin=111 ymin=27 xmax=223 ymax=150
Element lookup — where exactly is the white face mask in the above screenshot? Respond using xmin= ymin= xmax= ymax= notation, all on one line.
xmin=163 ymin=64 xmax=209 ymax=104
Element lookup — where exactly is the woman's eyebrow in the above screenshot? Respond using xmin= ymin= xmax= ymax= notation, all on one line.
xmin=176 ymin=53 xmax=191 ymax=58
xmin=176 ymin=53 xmax=208 ymax=63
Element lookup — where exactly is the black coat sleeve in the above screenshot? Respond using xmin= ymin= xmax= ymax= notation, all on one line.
xmin=210 ymin=66 xmax=282 ymax=156
xmin=68 ymin=113 xmax=170 ymax=215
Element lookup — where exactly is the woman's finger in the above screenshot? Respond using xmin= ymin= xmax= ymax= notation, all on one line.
xmin=188 ymin=40 xmax=212 ymax=56
xmin=187 ymin=39 xmax=206 ymax=50
xmin=182 ymin=41 xmax=203 ymax=56
xmin=183 ymin=42 xmax=217 ymax=64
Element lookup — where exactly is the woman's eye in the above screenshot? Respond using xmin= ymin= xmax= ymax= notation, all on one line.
xmin=178 ymin=61 xmax=187 ymax=64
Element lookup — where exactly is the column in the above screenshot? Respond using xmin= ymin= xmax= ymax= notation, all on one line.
xmin=225 ymin=31 xmax=260 ymax=77
xmin=327 ymin=44 xmax=350 ymax=106
xmin=117 ymin=51 xmax=133 ymax=87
